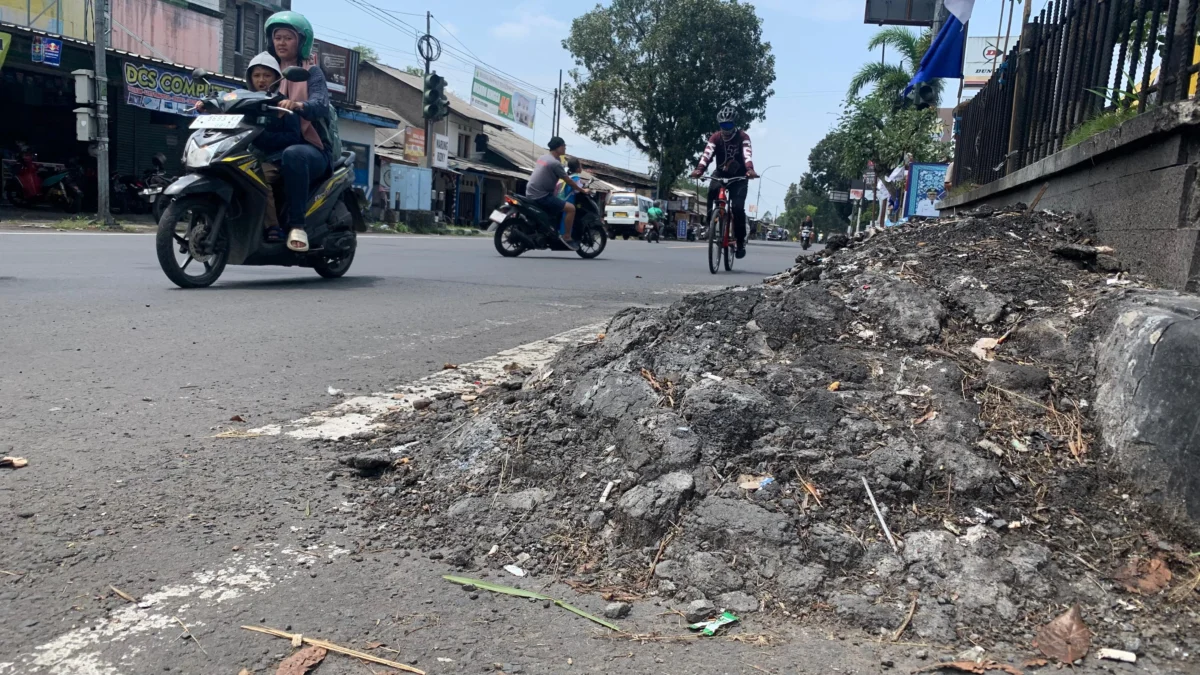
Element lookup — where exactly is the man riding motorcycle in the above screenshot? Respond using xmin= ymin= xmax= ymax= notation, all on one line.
xmin=525 ymin=137 xmax=588 ymax=250
xmin=801 ymin=215 xmax=814 ymax=246
xmin=691 ymin=104 xmax=758 ymax=259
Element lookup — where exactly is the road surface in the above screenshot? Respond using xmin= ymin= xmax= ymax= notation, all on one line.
xmin=0 ymin=232 xmax=938 ymax=675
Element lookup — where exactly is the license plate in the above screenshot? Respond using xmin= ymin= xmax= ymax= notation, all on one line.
xmin=614 ymin=212 xmax=628 ymax=218
xmin=489 ymin=209 xmax=507 ymax=224
xmin=190 ymin=114 xmax=243 ymax=130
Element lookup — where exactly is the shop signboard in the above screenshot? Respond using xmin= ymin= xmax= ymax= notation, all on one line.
xmin=0 ymin=32 xmax=11 ymax=72
xmin=312 ymin=39 xmax=358 ymax=103
xmin=470 ymin=67 xmax=536 ymax=129
xmin=433 ymin=133 xmax=450 ymax=169
xmin=122 ymin=61 xmax=238 ymax=116
xmin=404 ymin=127 xmax=426 ymax=160
xmin=964 ymin=37 xmax=1003 ymax=88
xmin=31 ymin=35 xmax=62 ymax=67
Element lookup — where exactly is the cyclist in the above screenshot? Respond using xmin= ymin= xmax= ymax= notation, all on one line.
xmin=691 ymin=103 xmax=758 ymax=259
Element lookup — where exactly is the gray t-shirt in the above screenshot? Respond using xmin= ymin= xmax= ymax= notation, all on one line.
xmin=525 ymin=154 xmax=570 ymax=200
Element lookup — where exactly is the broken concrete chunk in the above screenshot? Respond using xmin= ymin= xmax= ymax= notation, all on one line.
xmin=683 ymin=598 xmax=717 ymax=623
xmin=716 ymin=591 xmax=759 ymax=614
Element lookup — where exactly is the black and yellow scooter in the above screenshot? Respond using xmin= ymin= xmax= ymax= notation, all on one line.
xmin=155 ymin=67 xmax=365 ymax=289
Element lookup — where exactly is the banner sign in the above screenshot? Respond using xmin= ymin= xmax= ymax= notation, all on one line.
xmin=905 ymin=163 xmax=950 ymax=218
xmin=312 ymin=39 xmax=357 ymax=102
xmin=122 ymin=61 xmax=237 ymax=116
xmin=0 ymin=32 xmax=11 ymax=72
xmin=32 ymin=35 xmax=62 ymax=67
xmin=470 ymin=67 xmax=536 ymax=129
xmin=964 ymin=37 xmax=1004 ymax=87
xmin=404 ymin=127 xmax=426 ymax=160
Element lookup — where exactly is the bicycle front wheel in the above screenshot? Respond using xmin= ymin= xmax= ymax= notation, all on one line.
xmin=707 ymin=211 xmax=722 ymax=274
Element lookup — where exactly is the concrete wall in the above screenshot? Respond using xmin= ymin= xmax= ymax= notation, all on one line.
xmin=0 ymin=0 xmax=90 ymax=39
xmin=941 ymin=101 xmax=1200 ymax=292
xmin=110 ymin=0 xmax=224 ymax=72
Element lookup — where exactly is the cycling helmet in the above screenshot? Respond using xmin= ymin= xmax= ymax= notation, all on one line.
xmin=717 ymin=104 xmax=738 ymax=125
xmin=265 ymin=11 xmax=315 ymax=62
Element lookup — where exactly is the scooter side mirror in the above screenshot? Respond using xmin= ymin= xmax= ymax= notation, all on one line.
xmin=191 ymin=68 xmax=209 ymax=80
xmin=283 ymin=67 xmax=310 ymax=83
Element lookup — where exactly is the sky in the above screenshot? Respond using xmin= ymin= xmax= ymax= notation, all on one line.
xmin=294 ymin=0 xmax=1027 ymax=217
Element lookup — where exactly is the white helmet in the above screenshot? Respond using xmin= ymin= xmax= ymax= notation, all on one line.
xmin=717 ymin=103 xmax=738 ymax=125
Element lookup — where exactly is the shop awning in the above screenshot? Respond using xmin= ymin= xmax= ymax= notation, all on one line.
xmin=449 ymin=158 xmax=527 ymax=182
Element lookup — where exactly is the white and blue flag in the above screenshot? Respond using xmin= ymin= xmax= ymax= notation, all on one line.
xmin=904 ymin=0 xmax=975 ymax=96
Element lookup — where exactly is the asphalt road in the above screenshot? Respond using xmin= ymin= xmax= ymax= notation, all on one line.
xmin=4 ymin=232 xmax=937 ymax=675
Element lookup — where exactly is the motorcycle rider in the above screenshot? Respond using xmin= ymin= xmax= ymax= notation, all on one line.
xmin=646 ymin=204 xmax=665 ymax=240
xmin=801 ymin=215 xmax=814 ymax=244
xmin=246 ymin=52 xmax=304 ymax=242
xmin=691 ymin=104 xmax=758 ymax=259
xmin=525 ymin=137 xmax=587 ymax=250
xmin=264 ymin=10 xmax=336 ymax=253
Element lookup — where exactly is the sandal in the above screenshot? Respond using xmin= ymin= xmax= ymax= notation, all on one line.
xmin=287 ymin=228 xmax=309 ymax=252
xmin=265 ymin=226 xmax=286 ymax=242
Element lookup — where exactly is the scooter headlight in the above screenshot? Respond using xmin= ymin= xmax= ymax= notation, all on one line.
xmin=186 ymin=131 xmax=251 ymax=169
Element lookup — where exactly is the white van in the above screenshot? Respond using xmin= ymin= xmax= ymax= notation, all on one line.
xmin=605 ymin=192 xmax=653 ymax=239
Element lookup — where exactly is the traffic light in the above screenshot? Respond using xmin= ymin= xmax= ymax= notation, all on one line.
xmin=423 ymin=72 xmax=449 ymax=122
xmin=908 ymin=81 xmax=937 ymax=110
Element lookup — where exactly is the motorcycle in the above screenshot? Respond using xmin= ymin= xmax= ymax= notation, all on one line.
xmin=139 ymin=153 xmax=176 ymax=222
xmin=3 ymin=145 xmax=84 ymax=213
xmin=489 ymin=189 xmax=607 ymax=259
xmin=801 ymin=230 xmax=812 ymax=250
xmin=112 ymin=174 xmax=149 ymax=215
xmin=155 ymin=67 xmax=365 ymax=289
xmin=645 ymin=219 xmax=661 ymax=244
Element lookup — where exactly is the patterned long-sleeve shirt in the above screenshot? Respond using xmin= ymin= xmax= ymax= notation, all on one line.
xmin=696 ymin=130 xmax=755 ymax=177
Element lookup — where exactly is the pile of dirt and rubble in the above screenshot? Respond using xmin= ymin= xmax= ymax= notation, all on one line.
xmin=330 ymin=207 xmax=1199 ymax=663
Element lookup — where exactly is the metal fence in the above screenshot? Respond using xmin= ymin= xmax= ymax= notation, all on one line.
xmin=954 ymin=0 xmax=1200 ymax=188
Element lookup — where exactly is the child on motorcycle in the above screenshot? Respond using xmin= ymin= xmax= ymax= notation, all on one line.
xmin=245 ymin=52 xmax=304 ymax=242
xmin=555 ymin=157 xmax=585 ymax=235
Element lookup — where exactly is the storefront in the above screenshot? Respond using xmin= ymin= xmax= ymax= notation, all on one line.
xmin=335 ymin=102 xmax=401 ymax=199
xmin=1 ymin=21 xmax=241 ymax=203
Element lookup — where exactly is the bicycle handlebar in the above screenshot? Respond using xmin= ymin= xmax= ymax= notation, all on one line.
xmin=697 ymin=175 xmax=750 ymax=184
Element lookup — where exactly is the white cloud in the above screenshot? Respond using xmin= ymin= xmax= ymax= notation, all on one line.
xmin=490 ymin=13 xmax=567 ymax=41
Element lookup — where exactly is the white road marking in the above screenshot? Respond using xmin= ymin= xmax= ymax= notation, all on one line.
xmin=0 ymin=545 xmax=344 ymax=675
xmin=248 ymin=322 xmax=605 ymax=440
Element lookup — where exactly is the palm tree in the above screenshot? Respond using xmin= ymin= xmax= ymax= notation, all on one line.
xmin=847 ymin=27 xmax=942 ymax=101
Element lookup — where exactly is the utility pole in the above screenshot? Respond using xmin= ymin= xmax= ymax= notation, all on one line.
xmin=423 ymin=11 xmax=432 ymax=165
xmin=551 ymin=88 xmax=559 ymax=137
xmin=94 ymin=0 xmax=114 ymax=228
xmin=556 ymin=69 xmax=563 ymax=136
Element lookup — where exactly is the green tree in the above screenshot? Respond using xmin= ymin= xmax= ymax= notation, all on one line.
xmin=831 ymin=93 xmax=949 ymax=185
xmin=403 ymin=66 xmax=424 ymax=77
xmin=353 ymin=45 xmax=380 ymax=62
xmin=563 ymin=0 xmax=776 ymax=197
xmin=847 ymin=27 xmax=941 ymax=102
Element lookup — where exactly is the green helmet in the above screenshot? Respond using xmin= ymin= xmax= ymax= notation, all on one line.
xmin=265 ymin=11 xmax=315 ymax=62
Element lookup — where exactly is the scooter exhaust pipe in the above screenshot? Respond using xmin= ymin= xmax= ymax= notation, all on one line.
xmin=507 ymin=222 xmax=538 ymax=249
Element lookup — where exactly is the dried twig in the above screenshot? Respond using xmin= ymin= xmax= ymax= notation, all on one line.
xmin=795 ymin=469 xmax=823 ymax=507
xmin=643 ymin=527 xmax=679 ymax=589
xmin=175 ymin=617 xmax=208 ymax=656
xmin=242 ymin=625 xmax=424 ymax=674
xmin=862 ymin=477 xmax=900 ymax=553
xmin=109 ymin=585 xmax=137 ymax=603
xmin=891 ymin=595 xmax=918 ymax=641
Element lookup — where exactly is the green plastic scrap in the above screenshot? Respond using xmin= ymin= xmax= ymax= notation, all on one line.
xmin=688 ymin=611 xmax=739 ymax=636
xmin=443 ymin=575 xmax=622 ymax=632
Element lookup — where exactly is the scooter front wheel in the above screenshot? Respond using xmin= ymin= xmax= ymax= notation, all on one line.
xmin=155 ymin=196 xmax=229 ymax=289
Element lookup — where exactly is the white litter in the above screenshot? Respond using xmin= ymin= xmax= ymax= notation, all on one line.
xmin=599 ymin=480 xmax=617 ymax=503
xmin=1097 ymin=648 xmax=1137 ymax=663
xmin=503 ymin=564 xmax=526 ymax=578
xmin=702 ymin=372 xmax=724 ymax=382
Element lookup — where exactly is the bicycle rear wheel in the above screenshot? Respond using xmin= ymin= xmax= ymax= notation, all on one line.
xmin=707 ymin=211 xmax=722 ymax=274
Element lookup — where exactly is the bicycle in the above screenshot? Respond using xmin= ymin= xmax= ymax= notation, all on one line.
xmin=700 ymin=176 xmax=748 ymax=274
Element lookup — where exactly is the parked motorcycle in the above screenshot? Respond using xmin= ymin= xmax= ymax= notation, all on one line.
xmin=155 ymin=67 xmax=365 ymax=289
xmin=112 ymin=173 xmax=149 ymax=215
xmin=489 ymin=190 xmax=607 ymax=259
xmin=140 ymin=153 xmax=176 ymax=222
xmin=3 ymin=145 xmax=83 ymax=213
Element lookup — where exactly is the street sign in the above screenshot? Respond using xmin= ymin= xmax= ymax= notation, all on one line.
xmin=829 ymin=190 xmax=850 ymax=203
xmin=864 ymin=0 xmax=936 ymax=26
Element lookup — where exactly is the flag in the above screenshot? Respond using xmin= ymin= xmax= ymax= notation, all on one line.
xmin=903 ymin=0 xmax=975 ymax=96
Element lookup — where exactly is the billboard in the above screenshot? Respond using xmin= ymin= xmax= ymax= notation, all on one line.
xmin=404 ymin=127 xmax=426 ymax=161
xmin=864 ymin=0 xmax=937 ymax=26
xmin=312 ymin=39 xmax=359 ymax=103
xmin=122 ymin=61 xmax=238 ymax=116
xmin=964 ymin=36 xmax=1004 ymax=88
xmin=470 ymin=67 xmax=536 ymax=129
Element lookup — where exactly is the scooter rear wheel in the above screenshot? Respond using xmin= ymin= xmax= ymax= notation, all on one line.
xmin=314 ymin=249 xmax=355 ymax=278
xmin=494 ymin=220 xmax=526 ymax=257
xmin=155 ymin=196 xmax=229 ymax=289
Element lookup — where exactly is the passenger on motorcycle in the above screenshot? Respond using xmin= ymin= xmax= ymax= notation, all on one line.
xmin=265 ymin=10 xmax=336 ymax=253
xmin=555 ymin=157 xmax=585 ymax=234
xmin=691 ymin=103 xmax=758 ymax=259
xmin=526 ymin=137 xmax=588 ymax=250
xmin=245 ymin=52 xmax=304 ymax=242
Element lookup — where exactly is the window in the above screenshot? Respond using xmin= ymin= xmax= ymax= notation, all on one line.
xmin=235 ymin=4 xmax=245 ymax=53
xmin=457 ymin=133 xmax=470 ymax=157
xmin=609 ymin=195 xmax=637 ymax=206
